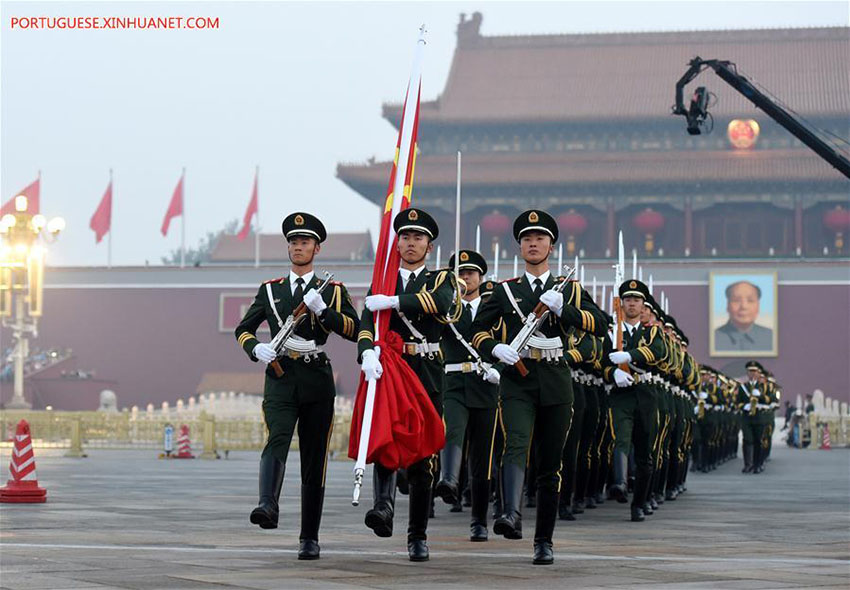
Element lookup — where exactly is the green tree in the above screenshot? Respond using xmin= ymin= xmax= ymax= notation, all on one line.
xmin=161 ymin=219 xmax=242 ymax=265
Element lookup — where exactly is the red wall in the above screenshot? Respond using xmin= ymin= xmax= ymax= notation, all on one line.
xmin=1 ymin=284 xmax=848 ymax=409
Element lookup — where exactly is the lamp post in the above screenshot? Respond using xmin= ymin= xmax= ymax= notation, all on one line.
xmin=0 ymin=195 xmax=65 ymax=409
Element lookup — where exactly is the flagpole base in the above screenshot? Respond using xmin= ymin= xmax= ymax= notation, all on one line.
xmin=352 ymin=467 xmax=364 ymax=506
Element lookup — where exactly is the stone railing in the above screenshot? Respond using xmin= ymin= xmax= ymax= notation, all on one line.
xmin=0 ymin=409 xmax=353 ymax=459
xmin=795 ymin=391 xmax=850 ymax=449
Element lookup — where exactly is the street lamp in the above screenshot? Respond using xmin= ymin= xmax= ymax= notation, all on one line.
xmin=0 ymin=195 xmax=65 ymax=409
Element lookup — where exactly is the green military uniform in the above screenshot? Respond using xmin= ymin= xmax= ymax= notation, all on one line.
xmin=559 ymin=324 xmax=601 ymax=519
xmin=603 ymin=279 xmax=665 ymax=522
xmin=435 ymin=252 xmax=500 ymax=542
xmin=357 ymin=208 xmax=457 ymax=562
xmin=235 ymin=212 xmax=359 ymax=560
xmin=470 ymin=209 xmax=607 ymax=565
xmin=737 ymin=361 xmax=769 ymax=474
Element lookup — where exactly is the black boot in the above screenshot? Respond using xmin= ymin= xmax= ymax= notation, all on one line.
xmin=493 ymin=463 xmax=524 ymax=540
xmin=609 ymin=450 xmax=629 ymax=504
xmin=298 ymin=485 xmax=324 ymax=560
xmin=558 ymin=499 xmax=575 ymax=521
xmin=742 ymin=444 xmax=754 ymax=473
xmin=407 ymin=483 xmax=431 ymax=562
xmin=435 ymin=445 xmax=462 ymax=505
xmin=630 ymin=464 xmax=652 ymax=524
xmin=469 ymin=478 xmax=489 ymax=542
xmin=532 ymin=488 xmax=558 ymax=565
xmin=365 ymin=464 xmax=396 ymax=537
xmin=250 ymin=454 xmax=284 ymax=529
xmin=630 ymin=504 xmax=645 ymax=522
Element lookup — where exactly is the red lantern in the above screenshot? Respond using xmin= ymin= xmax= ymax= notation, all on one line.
xmin=558 ymin=210 xmax=587 ymax=256
xmin=823 ymin=205 xmax=850 ymax=252
xmin=632 ymin=208 xmax=665 ymax=254
xmin=481 ymin=211 xmax=511 ymax=235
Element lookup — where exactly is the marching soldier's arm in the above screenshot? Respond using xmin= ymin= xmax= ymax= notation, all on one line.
xmin=397 ymin=269 xmax=456 ymax=316
xmin=624 ymin=325 xmax=666 ymax=367
xmin=316 ymin=282 xmax=360 ymax=342
xmin=559 ymin=286 xmax=608 ymax=337
xmin=566 ymin=330 xmax=595 ymax=367
xmin=356 ymin=287 xmax=375 ymax=361
xmin=470 ymin=287 xmax=506 ymax=363
xmin=600 ymin=332 xmax=618 ymax=384
xmin=235 ymin=285 xmax=267 ymax=362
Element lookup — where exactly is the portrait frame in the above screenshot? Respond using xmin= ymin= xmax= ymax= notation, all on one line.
xmin=709 ymin=271 xmax=778 ymax=357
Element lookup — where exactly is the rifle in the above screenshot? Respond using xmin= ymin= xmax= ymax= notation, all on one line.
xmin=509 ymin=264 xmax=576 ymax=377
xmin=612 ymin=231 xmax=630 ymax=374
xmin=268 ymin=271 xmax=334 ymax=377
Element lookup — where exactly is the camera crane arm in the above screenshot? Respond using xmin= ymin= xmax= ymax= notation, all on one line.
xmin=672 ymin=56 xmax=850 ymax=180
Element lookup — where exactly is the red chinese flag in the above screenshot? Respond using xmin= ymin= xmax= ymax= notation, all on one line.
xmin=161 ymin=173 xmax=183 ymax=236
xmin=237 ymin=171 xmax=258 ymax=241
xmin=1 ymin=178 xmax=40 ymax=215
xmin=90 ymin=180 xmax=112 ymax=243
xmin=348 ymin=76 xmax=445 ymax=469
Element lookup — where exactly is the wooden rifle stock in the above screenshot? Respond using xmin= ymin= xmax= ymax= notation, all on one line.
xmin=513 ymin=295 xmax=562 ymax=377
xmin=269 ymin=301 xmax=309 ymax=378
xmin=613 ymin=296 xmax=631 ymax=374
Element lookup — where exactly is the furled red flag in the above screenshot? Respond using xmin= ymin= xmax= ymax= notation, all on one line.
xmin=1 ymin=177 xmax=40 ymax=215
xmin=237 ymin=169 xmax=258 ymax=241
xmin=90 ymin=179 xmax=112 ymax=243
xmin=348 ymin=29 xmax=445 ymax=471
xmin=161 ymin=172 xmax=184 ymax=236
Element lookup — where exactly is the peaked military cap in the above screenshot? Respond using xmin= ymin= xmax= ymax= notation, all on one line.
xmin=282 ymin=212 xmax=327 ymax=243
xmin=745 ymin=360 xmax=764 ymax=372
xmin=644 ymin=293 xmax=659 ymax=314
xmin=480 ymin=279 xmax=497 ymax=298
xmin=448 ymin=249 xmax=488 ymax=275
xmin=394 ymin=208 xmax=438 ymax=240
xmin=619 ymin=279 xmax=649 ymax=300
xmin=513 ymin=209 xmax=558 ymax=242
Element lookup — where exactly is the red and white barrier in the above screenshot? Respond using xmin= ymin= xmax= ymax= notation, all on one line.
xmin=174 ymin=424 xmax=194 ymax=459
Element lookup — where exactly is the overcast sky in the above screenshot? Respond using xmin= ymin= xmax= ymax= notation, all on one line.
xmin=2 ymin=1 xmax=848 ymax=267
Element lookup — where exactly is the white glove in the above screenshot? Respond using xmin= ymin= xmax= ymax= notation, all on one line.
xmin=253 ymin=342 xmax=277 ymax=364
xmin=751 ymin=389 xmax=760 ymax=397
xmin=699 ymin=391 xmax=709 ymax=400
xmin=614 ymin=368 xmax=634 ymax=388
xmin=539 ymin=290 xmax=564 ymax=316
xmin=483 ymin=367 xmax=501 ymax=385
xmin=303 ymin=289 xmax=327 ymax=315
xmin=364 ymin=294 xmax=399 ymax=312
xmin=361 ymin=349 xmax=383 ymax=381
xmin=609 ymin=351 xmax=631 ymax=365
xmin=743 ymin=403 xmax=751 ymax=412
xmin=492 ymin=343 xmax=520 ymax=365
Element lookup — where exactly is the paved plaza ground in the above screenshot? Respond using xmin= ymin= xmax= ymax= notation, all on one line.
xmin=1 ymin=442 xmax=848 ymax=590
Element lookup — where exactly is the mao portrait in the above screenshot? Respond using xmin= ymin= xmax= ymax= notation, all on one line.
xmin=710 ymin=272 xmax=778 ymax=356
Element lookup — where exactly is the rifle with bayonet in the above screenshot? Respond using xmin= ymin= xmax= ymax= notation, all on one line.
xmin=509 ymin=264 xmax=576 ymax=377
xmin=268 ymin=271 xmax=335 ymax=377
xmin=612 ymin=231 xmax=630 ymax=374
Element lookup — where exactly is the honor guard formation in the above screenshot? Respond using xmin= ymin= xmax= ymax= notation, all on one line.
xmin=235 ymin=208 xmax=782 ymax=565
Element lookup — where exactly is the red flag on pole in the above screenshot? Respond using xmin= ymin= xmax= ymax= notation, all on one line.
xmin=161 ymin=172 xmax=184 ymax=236
xmin=90 ymin=179 xmax=112 ymax=243
xmin=1 ymin=178 xmax=40 ymax=216
xmin=237 ymin=170 xmax=258 ymax=241
xmin=348 ymin=29 xmax=444 ymax=471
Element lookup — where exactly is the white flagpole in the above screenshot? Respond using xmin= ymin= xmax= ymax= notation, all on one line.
xmin=435 ymin=244 xmax=441 ymax=268
xmin=513 ymin=254 xmax=518 ymax=277
xmin=254 ymin=166 xmax=260 ymax=268
xmin=557 ymin=243 xmax=563 ymax=273
xmin=108 ymin=168 xmax=113 ymax=269
xmin=475 ymin=224 xmax=481 ymax=253
xmin=180 ymin=167 xmax=186 ymax=269
xmin=492 ymin=239 xmax=499 ymax=279
xmin=454 ymin=151 xmax=461 ymax=275
xmin=632 ymin=249 xmax=637 ymax=278
xmin=638 ymin=265 xmax=643 ymax=282
xmin=580 ymin=265 xmax=585 ymax=285
xmin=354 ymin=25 xmax=426 ymax=505
xmin=592 ymin=276 xmax=597 ymax=301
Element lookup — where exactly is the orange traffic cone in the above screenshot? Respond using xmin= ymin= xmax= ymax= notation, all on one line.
xmin=820 ymin=423 xmax=832 ymax=450
xmin=0 ymin=420 xmax=47 ymax=503
xmin=174 ymin=424 xmax=195 ymax=459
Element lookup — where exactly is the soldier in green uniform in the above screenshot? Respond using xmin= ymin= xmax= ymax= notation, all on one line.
xmin=435 ymin=250 xmax=501 ymax=542
xmin=605 ymin=279 xmax=665 ymax=522
xmin=470 ymin=210 xmax=607 ymax=565
xmin=737 ymin=361 xmax=768 ymax=474
xmin=235 ymin=212 xmax=360 ymax=560
xmin=356 ymin=208 xmax=457 ymax=562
